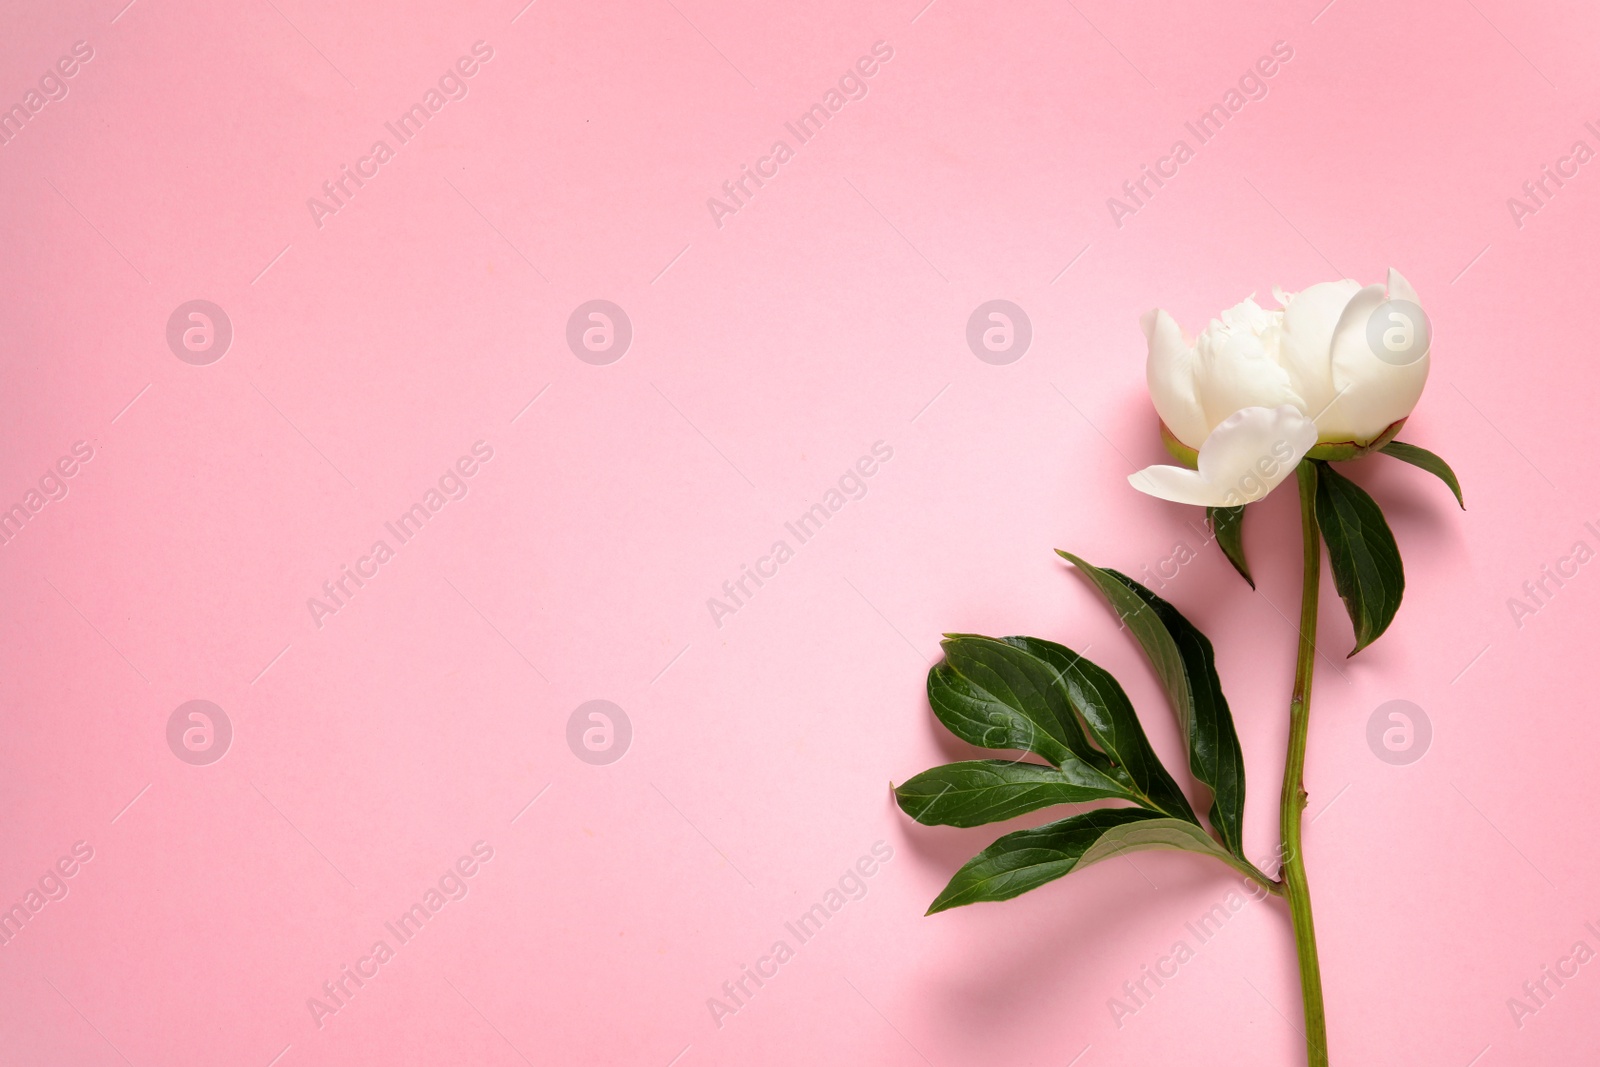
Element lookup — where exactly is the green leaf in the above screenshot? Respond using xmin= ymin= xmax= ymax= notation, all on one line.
xmin=1056 ymin=551 xmax=1189 ymax=718
xmin=1103 ymin=576 xmax=1247 ymax=857
xmin=1206 ymin=505 xmax=1254 ymax=588
xmin=927 ymin=636 xmax=1098 ymax=769
xmin=926 ymin=808 xmax=1230 ymax=913
xmin=999 ymin=636 xmax=1197 ymax=824
xmin=1379 ymin=440 xmax=1464 ymax=509
xmin=927 ymin=636 xmax=1196 ymax=818
xmin=1314 ymin=462 xmax=1405 ymax=655
xmin=894 ymin=760 xmax=1127 ymax=827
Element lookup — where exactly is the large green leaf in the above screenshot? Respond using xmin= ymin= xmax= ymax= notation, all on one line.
xmin=1055 ymin=551 xmax=1188 ymax=715
xmin=999 ymin=636 xmax=1197 ymax=824
xmin=1379 ymin=440 xmax=1464 ymax=509
xmin=1314 ymin=461 xmax=1405 ymax=655
xmin=894 ymin=760 xmax=1127 ymax=827
xmin=926 ymin=808 xmax=1231 ymax=913
xmin=927 ymin=636 xmax=1099 ymax=769
xmin=1206 ymin=505 xmax=1254 ymax=588
xmin=1057 ymin=552 xmax=1246 ymax=854
xmin=1104 ymin=576 xmax=1247 ymax=857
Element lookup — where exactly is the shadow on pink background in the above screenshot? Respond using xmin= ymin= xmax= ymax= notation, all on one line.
xmin=0 ymin=0 xmax=1596 ymax=1063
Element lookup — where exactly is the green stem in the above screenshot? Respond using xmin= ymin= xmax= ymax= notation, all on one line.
xmin=1283 ymin=461 xmax=1329 ymax=1065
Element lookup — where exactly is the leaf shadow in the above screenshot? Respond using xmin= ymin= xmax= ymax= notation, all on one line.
xmin=908 ymin=851 xmax=1264 ymax=1034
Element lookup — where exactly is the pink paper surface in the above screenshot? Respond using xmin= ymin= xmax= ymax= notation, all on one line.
xmin=1 ymin=1 xmax=1596 ymax=1064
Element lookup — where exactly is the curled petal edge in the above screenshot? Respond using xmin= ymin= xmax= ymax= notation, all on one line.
xmin=1133 ymin=406 xmax=1317 ymax=507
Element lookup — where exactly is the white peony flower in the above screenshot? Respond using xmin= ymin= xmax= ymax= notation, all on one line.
xmin=1129 ymin=269 xmax=1430 ymax=508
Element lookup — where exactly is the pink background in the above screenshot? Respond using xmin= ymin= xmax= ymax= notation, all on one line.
xmin=1 ymin=0 xmax=1596 ymax=1063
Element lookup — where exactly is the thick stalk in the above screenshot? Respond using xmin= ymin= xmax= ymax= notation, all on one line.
xmin=1282 ymin=461 xmax=1329 ymax=1065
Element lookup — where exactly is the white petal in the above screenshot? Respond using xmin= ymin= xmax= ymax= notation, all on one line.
xmin=1323 ymin=278 xmax=1430 ymax=442
xmin=1198 ymin=406 xmax=1319 ymax=503
xmin=1387 ymin=266 xmax=1419 ymax=305
xmin=1128 ymin=463 xmax=1231 ymax=507
xmin=1194 ymin=323 xmax=1303 ymax=428
xmin=1275 ymin=279 xmax=1359 ymax=419
xmin=1217 ymin=295 xmax=1276 ymax=333
xmin=1141 ymin=308 xmax=1209 ymax=450
xmin=1128 ymin=405 xmax=1317 ymax=507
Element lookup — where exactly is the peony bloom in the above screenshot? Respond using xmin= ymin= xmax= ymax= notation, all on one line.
xmin=1129 ymin=269 xmax=1430 ymax=507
